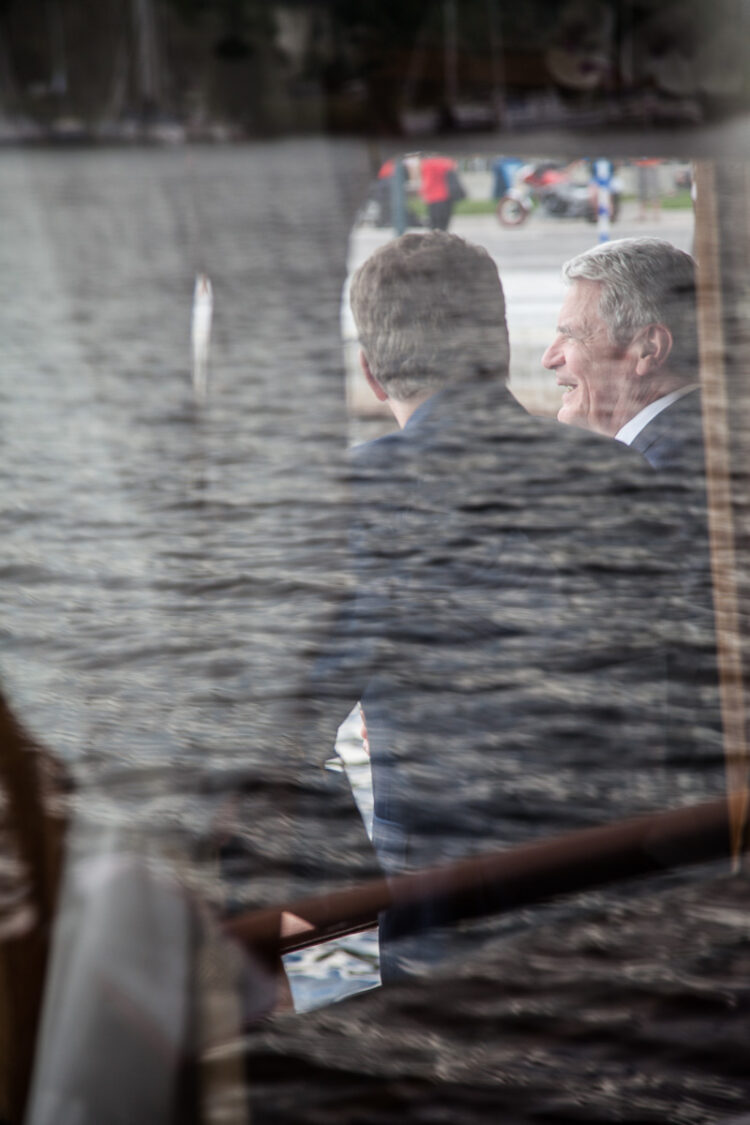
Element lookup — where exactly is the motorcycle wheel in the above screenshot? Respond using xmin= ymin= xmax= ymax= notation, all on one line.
xmin=497 ymin=196 xmax=529 ymax=227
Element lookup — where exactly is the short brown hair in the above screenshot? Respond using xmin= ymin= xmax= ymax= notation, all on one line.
xmin=350 ymin=231 xmax=510 ymax=400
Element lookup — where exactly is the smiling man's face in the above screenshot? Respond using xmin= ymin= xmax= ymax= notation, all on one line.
xmin=542 ymin=279 xmax=642 ymax=436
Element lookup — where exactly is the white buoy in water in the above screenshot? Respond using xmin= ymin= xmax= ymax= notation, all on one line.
xmin=191 ymin=273 xmax=213 ymax=400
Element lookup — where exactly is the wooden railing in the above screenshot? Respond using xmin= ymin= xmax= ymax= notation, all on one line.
xmin=224 ymin=794 xmax=740 ymax=958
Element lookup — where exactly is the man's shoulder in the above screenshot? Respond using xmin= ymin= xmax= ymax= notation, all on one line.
xmin=349 ymin=429 xmax=404 ymax=472
xmin=632 ymin=390 xmax=704 ymax=472
xmin=642 ymin=389 xmax=702 ymax=440
xmin=523 ymin=408 xmax=658 ymax=485
xmin=349 ymin=390 xmax=655 ymax=494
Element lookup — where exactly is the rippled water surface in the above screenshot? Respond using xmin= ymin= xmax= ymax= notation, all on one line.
xmin=3 ymin=145 xmax=748 ymax=1123
xmin=1 ymin=142 xmax=364 ymax=814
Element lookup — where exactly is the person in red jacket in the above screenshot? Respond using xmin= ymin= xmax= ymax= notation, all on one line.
xmin=419 ymin=154 xmax=459 ymax=230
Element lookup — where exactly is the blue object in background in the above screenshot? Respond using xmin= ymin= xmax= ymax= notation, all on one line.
xmin=492 ymin=157 xmax=524 ymax=198
xmin=593 ymin=158 xmax=613 ymax=242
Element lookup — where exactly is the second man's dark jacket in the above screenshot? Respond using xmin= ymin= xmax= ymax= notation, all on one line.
xmin=313 ymin=378 xmax=723 ymax=980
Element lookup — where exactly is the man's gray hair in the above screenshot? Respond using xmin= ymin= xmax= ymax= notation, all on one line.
xmin=350 ymin=231 xmax=510 ymax=400
xmin=563 ymin=237 xmax=698 ymax=375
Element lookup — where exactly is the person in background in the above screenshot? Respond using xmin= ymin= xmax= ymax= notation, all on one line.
xmin=635 ymin=157 xmax=662 ymax=221
xmin=491 ymin=156 xmax=509 ymax=200
xmin=371 ymin=157 xmax=422 ymax=230
xmin=418 ymin=153 xmax=462 ymax=230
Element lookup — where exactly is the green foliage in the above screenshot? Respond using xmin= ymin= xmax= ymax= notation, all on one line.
xmin=408 ymin=198 xmax=499 ymax=220
xmin=661 ymin=189 xmax=694 ymax=211
xmin=453 ymin=198 xmax=498 ymax=216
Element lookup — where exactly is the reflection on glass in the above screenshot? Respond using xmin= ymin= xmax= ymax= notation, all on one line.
xmin=1 ymin=6 xmax=748 ymax=1112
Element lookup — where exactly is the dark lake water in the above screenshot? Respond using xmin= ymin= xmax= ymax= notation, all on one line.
xmin=2 ymin=143 xmax=748 ymax=1123
xmin=0 ymin=141 xmax=367 ymax=836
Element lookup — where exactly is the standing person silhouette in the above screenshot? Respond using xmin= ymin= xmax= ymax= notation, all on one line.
xmin=419 ymin=154 xmax=461 ymax=230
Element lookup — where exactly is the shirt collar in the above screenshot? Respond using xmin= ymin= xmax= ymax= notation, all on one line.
xmin=615 ymin=384 xmax=700 ymax=446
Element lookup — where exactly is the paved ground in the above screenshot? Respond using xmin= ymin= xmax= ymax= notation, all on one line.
xmin=344 ymin=203 xmax=693 ymax=423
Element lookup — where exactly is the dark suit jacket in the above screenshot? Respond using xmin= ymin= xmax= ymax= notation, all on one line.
xmin=631 ymin=388 xmax=722 ymax=778
xmin=630 ymin=387 xmax=704 ymax=473
xmin=319 ymin=379 xmax=694 ymax=979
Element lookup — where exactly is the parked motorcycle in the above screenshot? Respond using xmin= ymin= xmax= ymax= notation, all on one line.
xmin=497 ymin=161 xmax=621 ymax=227
xmin=496 ymin=184 xmax=533 ymax=227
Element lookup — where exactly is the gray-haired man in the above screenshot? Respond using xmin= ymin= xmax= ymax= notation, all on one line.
xmin=542 ymin=236 xmax=701 ymax=470
xmin=543 ymin=235 xmax=721 ymax=802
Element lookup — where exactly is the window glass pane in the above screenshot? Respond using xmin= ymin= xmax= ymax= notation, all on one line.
xmin=0 ymin=4 xmax=748 ymax=1124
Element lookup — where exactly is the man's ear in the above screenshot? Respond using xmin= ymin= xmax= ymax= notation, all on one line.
xmin=634 ymin=323 xmax=673 ymax=375
xmin=359 ymin=350 xmax=389 ymax=402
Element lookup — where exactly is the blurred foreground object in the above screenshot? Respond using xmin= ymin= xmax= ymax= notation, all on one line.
xmin=693 ymin=162 xmax=750 ymax=864
xmin=0 ymin=695 xmax=67 ymax=1124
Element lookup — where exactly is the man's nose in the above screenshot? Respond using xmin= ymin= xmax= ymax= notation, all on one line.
xmin=541 ymin=336 xmax=562 ymax=369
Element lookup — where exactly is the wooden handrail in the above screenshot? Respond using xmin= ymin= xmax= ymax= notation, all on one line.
xmin=224 ymin=793 xmax=741 ymax=958
xmin=694 ymin=161 xmax=750 ymax=865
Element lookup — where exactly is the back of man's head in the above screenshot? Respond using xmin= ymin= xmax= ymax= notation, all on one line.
xmin=562 ymin=237 xmax=698 ymax=377
xmin=350 ymin=231 xmax=510 ymax=401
